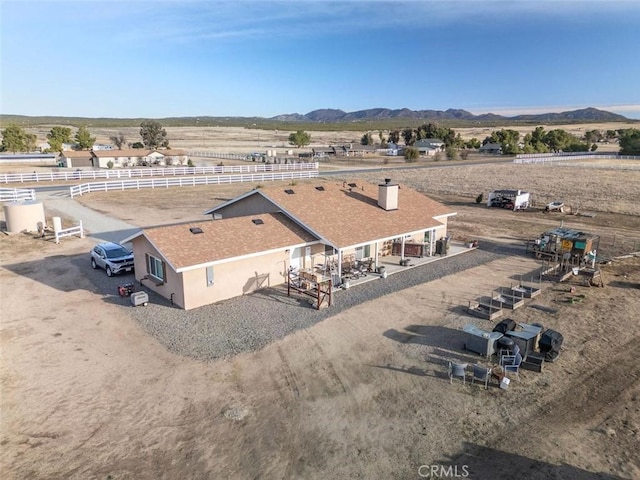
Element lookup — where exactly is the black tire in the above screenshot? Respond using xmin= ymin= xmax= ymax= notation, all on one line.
xmin=106 ymin=266 xmax=113 ymax=277
xmin=91 ymin=258 xmax=97 ymax=269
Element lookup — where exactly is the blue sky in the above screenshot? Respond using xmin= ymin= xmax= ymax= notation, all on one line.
xmin=1 ymin=0 xmax=640 ymax=119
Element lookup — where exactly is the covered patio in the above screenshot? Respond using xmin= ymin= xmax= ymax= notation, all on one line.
xmin=330 ymin=241 xmax=476 ymax=290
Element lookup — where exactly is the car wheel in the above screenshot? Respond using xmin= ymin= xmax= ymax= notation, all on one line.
xmin=106 ymin=266 xmax=113 ymax=277
xmin=91 ymin=258 xmax=97 ymax=269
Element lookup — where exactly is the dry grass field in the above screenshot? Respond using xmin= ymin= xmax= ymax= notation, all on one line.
xmin=21 ymin=121 xmax=637 ymax=155
xmin=2 ymin=126 xmax=640 ymax=479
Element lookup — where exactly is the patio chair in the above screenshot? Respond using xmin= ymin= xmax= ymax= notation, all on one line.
xmin=500 ymin=352 xmax=522 ymax=380
xmin=499 ymin=343 xmax=520 ymax=363
xmin=471 ymin=364 xmax=492 ymax=389
xmin=448 ymin=362 xmax=468 ymax=385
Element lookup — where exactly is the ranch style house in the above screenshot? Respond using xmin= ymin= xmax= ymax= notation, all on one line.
xmin=122 ymin=179 xmax=456 ymax=310
xmin=58 ymin=149 xmax=189 ymax=168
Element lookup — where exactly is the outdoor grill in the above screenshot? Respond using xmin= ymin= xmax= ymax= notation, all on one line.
xmin=493 ymin=318 xmax=516 ymax=335
xmin=538 ymin=329 xmax=563 ymax=362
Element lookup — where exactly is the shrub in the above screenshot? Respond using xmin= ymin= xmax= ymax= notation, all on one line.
xmin=187 ymin=159 xmax=194 ymax=167
xmin=106 ymin=160 xmax=114 ymax=169
xmin=404 ymin=147 xmax=419 ymax=162
xmin=475 ymin=193 xmax=484 ymax=204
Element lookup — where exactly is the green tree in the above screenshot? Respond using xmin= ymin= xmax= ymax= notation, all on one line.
xmin=75 ymin=126 xmax=96 ymax=150
xmin=361 ymin=132 xmax=373 ymax=145
xmin=403 ymin=146 xmax=419 ymax=162
xmin=544 ymin=129 xmax=575 ymax=152
xmin=523 ymin=126 xmax=549 ymax=153
xmin=618 ymin=128 xmax=640 ymax=155
xmin=584 ymin=129 xmax=603 ymax=143
xmin=47 ymin=126 xmax=72 ymax=152
xmin=563 ymin=141 xmax=590 ymax=152
xmin=288 ymin=130 xmax=311 ymax=148
xmin=605 ymin=130 xmax=617 ymax=141
xmin=401 ymin=128 xmax=415 ymax=145
xmin=465 ymin=138 xmax=481 ymax=149
xmin=140 ymin=120 xmax=168 ymax=149
xmin=388 ymin=130 xmax=400 ymax=144
xmin=485 ymin=129 xmax=520 ymax=154
xmin=1 ymin=125 xmax=36 ymax=153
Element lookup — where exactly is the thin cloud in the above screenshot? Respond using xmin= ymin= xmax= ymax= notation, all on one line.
xmin=107 ymin=0 xmax=640 ymax=46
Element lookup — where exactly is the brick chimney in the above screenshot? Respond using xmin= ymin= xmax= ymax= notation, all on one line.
xmin=378 ymin=178 xmax=399 ymax=211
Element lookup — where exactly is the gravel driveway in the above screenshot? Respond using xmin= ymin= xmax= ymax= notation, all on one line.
xmin=117 ymin=248 xmax=504 ymax=361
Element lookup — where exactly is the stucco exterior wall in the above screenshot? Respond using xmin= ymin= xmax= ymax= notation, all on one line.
xmin=131 ymin=236 xmax=186 ymax=308
xmin=182 ymin=250 xmax=290 ymax=310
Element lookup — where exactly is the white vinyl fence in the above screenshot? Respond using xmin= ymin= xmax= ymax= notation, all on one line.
xmin=514 ymin=153 xmax=640 ymax=164
xmin=0 ymin=187 xmax=36 ymax=202
xmin=55 ymin=221 xmax=84 ymax=244
xmin=0 ymin=162 xmax=319 ymax=184
xmin=70 ymin=170 xmax=320 ymax=197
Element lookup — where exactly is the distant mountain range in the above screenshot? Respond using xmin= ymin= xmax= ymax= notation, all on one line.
xmin=1 ymin=107 xmax=632 ymax=129
xmin=271 ymin=107 xmax=629 ymax=123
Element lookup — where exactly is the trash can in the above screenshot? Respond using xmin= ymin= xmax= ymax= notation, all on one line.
xmin=131 ymin=291 xmax=149 ymax=307
xmin=378 ymin=266 xmax=386 ymax=275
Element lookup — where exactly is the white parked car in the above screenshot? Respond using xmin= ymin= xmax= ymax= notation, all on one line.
xmin=90 ymin=242 xmax=134 ymax=277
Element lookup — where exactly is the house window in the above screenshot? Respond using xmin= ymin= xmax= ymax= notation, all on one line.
xmin=206 ymin=266 xmax=214 ymax=286
xmin=147 ymin=254 xmax=165 ymax=282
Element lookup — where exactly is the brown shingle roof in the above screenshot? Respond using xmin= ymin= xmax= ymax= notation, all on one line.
xmin=92 ymin=149 xmax=152 ymax=157
xmin=59 ymin=150 xmax=92 ymax=158
xmin=143 ymin=213 xmax=317 ymax=271
xmin=257 ymin=180 xmax=454 ymax=248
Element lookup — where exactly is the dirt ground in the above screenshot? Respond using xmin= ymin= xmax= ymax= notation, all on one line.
xmin=2 ymin=145 xmax=640 ymax=478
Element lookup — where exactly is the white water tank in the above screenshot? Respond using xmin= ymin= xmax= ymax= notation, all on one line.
xmin=3 ymin=200 xmax=45 ymax=234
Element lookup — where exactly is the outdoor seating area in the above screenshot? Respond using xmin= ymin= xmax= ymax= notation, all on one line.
xmin=448 ymin=319 xmax=563 ymax=390
xmin=328 ymin=241 xmax=472 ymax=290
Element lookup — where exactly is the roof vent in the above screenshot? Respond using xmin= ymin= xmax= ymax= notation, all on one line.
xmin=190 ymin=227 xmax=204 ymax=234
xmin=315 ymin=186 xmax=325 ymax=191
xmin=285 ymin=189 xmax=295 ymax=194
xmin=252 ymin=219 xmax=264 ymax=225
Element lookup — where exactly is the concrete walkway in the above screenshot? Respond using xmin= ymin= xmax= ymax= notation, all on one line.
xmin=40 ymin=191 xmax=140 ymax=244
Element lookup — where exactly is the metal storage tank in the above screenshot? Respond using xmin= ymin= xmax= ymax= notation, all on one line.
xmin=3 ymin=200 xmax=45 ymax=234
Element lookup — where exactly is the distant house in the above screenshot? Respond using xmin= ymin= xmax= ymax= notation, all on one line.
xmin=90 ymin=149 xmax=188 ymax=168
xmin=348 ymin=144 xmax=378 ymax=156
xmin=415 ymin=138 xmax=445 ymax=150
xmin=122 ymin=179 xmax=456 ymax=310
xmin=479 ymin=143 xmax=503 ymax=155
xmin=58 ymin=150 xmax=94 ymax=168
xmin=414 ymin=139 xmax=445 ymax=156
xmin=312 ymin=148 xmax=334 ymax=159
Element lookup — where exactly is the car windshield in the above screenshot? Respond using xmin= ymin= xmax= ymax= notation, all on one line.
xmin=104 ymin=246 xmax=131 ymax=259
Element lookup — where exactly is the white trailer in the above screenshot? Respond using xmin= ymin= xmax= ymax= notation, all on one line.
xmin=487 ymin=189 xmax=530 ymax=211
